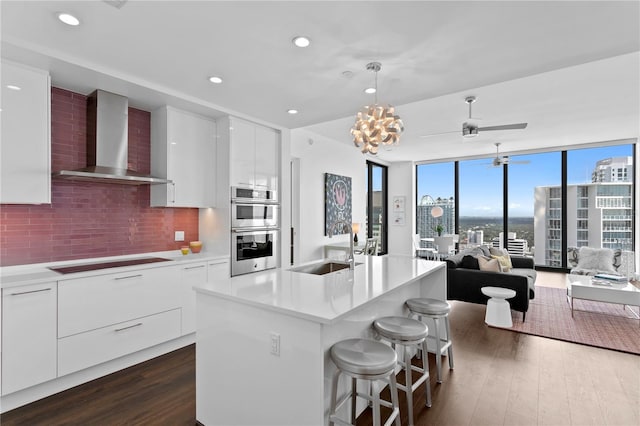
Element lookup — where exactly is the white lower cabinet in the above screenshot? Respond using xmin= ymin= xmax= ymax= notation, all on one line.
xmin=1 ymin=282 xmax=57 ymax=395
xmin=56 ymin=265 xmax=184 ymax=377
xmin=58 ymin=267 xmax=181 ymax=337
xmin=207 ymin=259 xmax=230 ymax=283
xmin=179 ymin=262 xmax=207 ymax=335
xmin=58 ymin=309 xmax=181 ymax=376
xmin=1 ymin=259 xmax=222 ymax=403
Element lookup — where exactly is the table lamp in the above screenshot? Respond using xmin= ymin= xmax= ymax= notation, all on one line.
xmin=352 ymin=223 xmax=360 ymax=244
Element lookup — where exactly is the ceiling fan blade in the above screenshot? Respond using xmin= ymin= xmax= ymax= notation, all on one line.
xmin=419 ymin=130 xmax=459 ymax=138
xmin=510 ymin=160 xmax=531 ymax=165
xmin=478 ymin=123 xmax=528 ymax=132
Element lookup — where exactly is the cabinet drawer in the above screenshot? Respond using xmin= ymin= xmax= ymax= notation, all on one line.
xmin=58 ymin=308 xmax=181 ymax=377
xmin=58 ymin=266 xmax=180 ymax=337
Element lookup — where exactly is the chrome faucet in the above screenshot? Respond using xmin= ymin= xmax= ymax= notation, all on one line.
xmin=328 ymin=219 xmax=354 ymax=270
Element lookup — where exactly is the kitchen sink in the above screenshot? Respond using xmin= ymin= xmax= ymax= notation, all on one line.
xmin=290 ymin=260 xmax=361 ymax=275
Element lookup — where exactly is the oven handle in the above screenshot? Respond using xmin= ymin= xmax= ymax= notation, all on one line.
xmin=231 ymin=199 xmax=280 ymax=205
xmin=232 ymin=227 xmax=280 ymax=233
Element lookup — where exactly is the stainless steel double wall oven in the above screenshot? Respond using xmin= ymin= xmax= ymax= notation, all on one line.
xmin=230 ymin=187 xmax=279 ymax=276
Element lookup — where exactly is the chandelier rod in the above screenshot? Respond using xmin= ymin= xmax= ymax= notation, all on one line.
xmin=374 ymin=68 xmax=378 ymax=105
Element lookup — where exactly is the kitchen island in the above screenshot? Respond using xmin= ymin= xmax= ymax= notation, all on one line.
xmin=194 ymin=254 xmax=446 ymax=425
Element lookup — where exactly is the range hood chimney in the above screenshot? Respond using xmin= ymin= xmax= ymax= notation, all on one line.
xmin=52 ymin=90 xmax=172 ymax=185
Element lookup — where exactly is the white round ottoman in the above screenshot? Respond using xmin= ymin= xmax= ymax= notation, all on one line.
xmin=481 ymin=286 xmax=516 ymax=327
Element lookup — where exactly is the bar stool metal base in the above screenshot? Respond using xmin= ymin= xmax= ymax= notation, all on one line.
xmin=329 ymin=338 xmax=401 ymax=426
xmin=373 ymin=316 xmax=432 ymax=426
xmin=406 ymin=298 xmax=454 ymax=384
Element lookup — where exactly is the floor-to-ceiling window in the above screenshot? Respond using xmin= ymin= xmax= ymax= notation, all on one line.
xmin=458 ymin=158 xmax=504 ymax=250
xmin=508 ymin=152 xmax=562 ymax=265
xmin=416 ymin=162 xmax=455 ymax=243
xmin=416 ymin=142 xmax=635 ymax=270
xmin=366 ymin=161 xmax=387 ymax=254
xmin=567 ymin=145 xmax=635 ymax=257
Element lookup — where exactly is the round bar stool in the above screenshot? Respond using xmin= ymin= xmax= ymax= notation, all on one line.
xmin=373 ymin=317 xmax=432 ymax=426
xmin=406 ymin=298 xmax=454 ymax=384
xmin=329 ymin=338 xmax=401 ymax=426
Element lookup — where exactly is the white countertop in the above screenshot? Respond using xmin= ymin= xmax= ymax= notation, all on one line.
xmin=0 ymin=251 xmax=229 ymax=289
xmin=194 ymin=254 xmax=445 ymax=324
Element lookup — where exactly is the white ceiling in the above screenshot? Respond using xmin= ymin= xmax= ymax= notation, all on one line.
xmin=1 ymin=1 xmax=639 ymax=162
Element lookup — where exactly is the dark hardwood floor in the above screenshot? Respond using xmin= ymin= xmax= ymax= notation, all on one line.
xmin=2 ymin=273 xmax=639 ymax=425
xmin=1 ymin=345 xmax=196 ymax=426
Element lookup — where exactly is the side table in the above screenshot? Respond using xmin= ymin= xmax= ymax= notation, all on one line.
xmin=481 ymin=286 xmax=516 ymax=327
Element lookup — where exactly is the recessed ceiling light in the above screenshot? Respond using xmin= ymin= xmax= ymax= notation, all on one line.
xmin=292 ymin=36 xmax=311 ymax=48
xmin=6 ymin=85 xmax=21 ymax=91
xmin=208 ymin=76 xmax=223 ymax=84
xmin=57 ymin=12 xmax=80 ymax=26
xmin=364 ymin=87 xmax=376 ymax=94
xmin=287 ymin=109 xmax=299 ymax=115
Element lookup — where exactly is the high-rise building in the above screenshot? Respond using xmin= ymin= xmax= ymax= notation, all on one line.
xmin=467 ymin=229 xmax=484 ymax=245
xmin=417 ymin=195 xmax=455 ymax=238
xmin=591 ymin=156 xmax=633 ymax=183
xmin=534 ymin=156 xmax=633 ymax=266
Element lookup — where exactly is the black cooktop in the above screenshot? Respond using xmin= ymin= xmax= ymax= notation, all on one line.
xmin=49 ymin=257 xmax=172 ymax=274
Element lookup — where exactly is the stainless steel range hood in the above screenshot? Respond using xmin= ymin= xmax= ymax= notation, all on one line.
xmin=52 ymin=90 xmax=172 ymax=185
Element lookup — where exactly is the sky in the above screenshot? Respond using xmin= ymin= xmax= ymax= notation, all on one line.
xmin=417 ymin=144 xmax=633 ymax=217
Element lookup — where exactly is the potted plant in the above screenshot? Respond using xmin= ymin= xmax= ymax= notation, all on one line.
xmin=435 ymin=224 xmax=444 ymax=236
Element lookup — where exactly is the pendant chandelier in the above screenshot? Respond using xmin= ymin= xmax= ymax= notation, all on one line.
xmin=351 ymin=62 xmax=404 ymax=155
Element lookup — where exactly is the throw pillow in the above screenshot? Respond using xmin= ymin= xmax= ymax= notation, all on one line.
xmin=478 ymin=245 xmax=492 ymax=257
xmin=447 ymin=247 xmax=480 ymax=265
xmin=478 ymin=256 xmax=502 ymax=273
xmin=576 ymin=247 xmax=617 ymax=274
xmin=489 ymin=247 xmax=513 ymax=272
xmin=461 ymin=255 xmax=480 ymax=270
xmin=567 ymin=247 xmax=580 ymax=268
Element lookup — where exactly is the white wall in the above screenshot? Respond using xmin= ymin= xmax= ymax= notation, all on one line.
xmin=387 ymin=162 xmax=415 ymax=256
xmin=290 ymin=128 xmax=367 ymax=264
xmin=634 ymin=141 xmax=640 ymax=272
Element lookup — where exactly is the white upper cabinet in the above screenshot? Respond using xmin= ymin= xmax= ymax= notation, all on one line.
xmin=151 ymin=106 xmax=216 ymax=208
xmin=228 ymin=116 xmax=279 ymax=191
xmin=254 ymin=125 xmax=279 ymax=190
xmin=0 ymin=61 xmax=51 ymax=204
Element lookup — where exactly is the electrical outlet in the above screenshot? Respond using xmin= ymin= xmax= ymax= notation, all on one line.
xmin=174 ymin=231 xmax=185 ymax=241
xmin=270 ymin=332 xmax=280 ymax=356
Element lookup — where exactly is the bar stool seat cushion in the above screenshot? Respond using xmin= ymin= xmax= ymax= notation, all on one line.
xmin=406 ymin=298 xmax=451 ymax=316
xmin=330 ymin=338 xmax=397 ymax=376
xmin=373 ymin=316 xmax=428 ymax=341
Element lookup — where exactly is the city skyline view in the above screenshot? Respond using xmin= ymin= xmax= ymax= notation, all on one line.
xmin=417 ymin=144 xmax=634 ymax=217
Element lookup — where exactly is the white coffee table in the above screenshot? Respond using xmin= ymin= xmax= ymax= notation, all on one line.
xmin=566 ymin=274 xmax=640 ymax=324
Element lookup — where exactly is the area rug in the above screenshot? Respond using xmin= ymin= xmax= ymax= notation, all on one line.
xmin=500 ymin=286 xmax=640 ymax=355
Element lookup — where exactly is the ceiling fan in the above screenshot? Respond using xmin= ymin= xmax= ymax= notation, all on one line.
xmin=487 ymin=143 xmax=530 ymax=167
xmin=420 ymin=96 xmax=528 ymax=139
